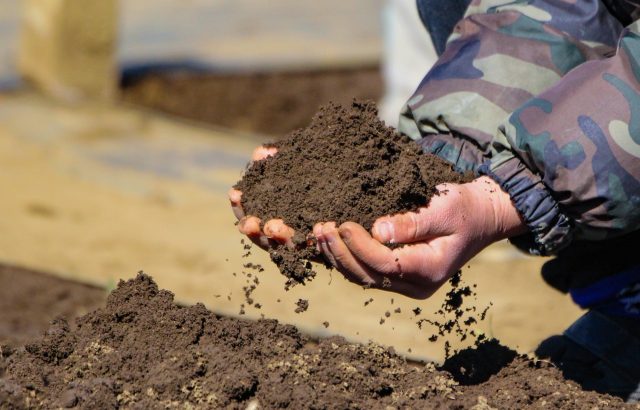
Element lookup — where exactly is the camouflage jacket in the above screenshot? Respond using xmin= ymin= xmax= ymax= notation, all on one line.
xmin=400 ymin=0 xmax=640 ymax=261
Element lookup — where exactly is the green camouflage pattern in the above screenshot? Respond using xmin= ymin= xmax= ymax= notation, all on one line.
xmin=399 ymin=0 xmax=640 ymax=255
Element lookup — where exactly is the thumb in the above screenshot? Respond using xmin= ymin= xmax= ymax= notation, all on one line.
xmin=372 ymin=212 xmax=425 ymax=244
xmin=371 ymin=193 xmax=458 ymax=244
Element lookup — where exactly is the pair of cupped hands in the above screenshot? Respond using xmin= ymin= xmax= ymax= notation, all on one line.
xmin=229 ymin=146 xmax=527 ymax=299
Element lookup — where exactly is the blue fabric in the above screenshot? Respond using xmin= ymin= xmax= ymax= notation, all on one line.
xmin=415 ymin=0 xmax=472 ymax=55
xmin=570 ymin=265 xmax=640 ymax=318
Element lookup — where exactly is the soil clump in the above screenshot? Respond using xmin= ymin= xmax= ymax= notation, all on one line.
xmin=121 ymin=66 xmax=383 ymax=136
xmin=235 ymin=100 xmax=467 ymax=285
xmin=0 ymin=274 xmax=632 ymax=409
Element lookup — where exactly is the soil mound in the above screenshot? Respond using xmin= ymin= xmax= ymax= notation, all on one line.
xmin=235 ymin=100 xmax=467 ymax=285
xmin=0 ymin=274 xmax=630 ymax=409
xmin=121 ymin=66 xmax=383 ymax=136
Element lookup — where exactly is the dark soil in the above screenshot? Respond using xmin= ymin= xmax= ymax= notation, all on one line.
xmin=234 ymin=100 xmax=467 ymax=285
xmin=0 ymin=264 xmax=105 ymax=349
xmin=120 ymin=66 xmax=383 ymax=136
xmin=0 ymin=274 xmax=632 ymax=409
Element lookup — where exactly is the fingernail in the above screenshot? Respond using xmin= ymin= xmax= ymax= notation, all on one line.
xmin=339 ymin=228 xmax=351 ymax=242
xmin=374 ymin=221 xmax=393 ymax=243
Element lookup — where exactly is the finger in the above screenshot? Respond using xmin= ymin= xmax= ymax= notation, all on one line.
xmin=321 ymin=222 xmax=382 ymax=286
xmin=251 ymin=146 xmax=278 ymax=162
xmin=318 ymin=222 xmax=339 ymax=267
xmin=323 ymin=224 xmax=432 ymax=298
xmin=392 ymin=241 xmax=452 ymax=285
xmin=338 ymin=222 xmax=402 ymax=275
xmin=238 ymin=216 xmax=270 ymax=249
xmin=238 ymin=216 xmax=262 ymax=236
xmin=228 ymin=188 xmax=245 ymax=220
xmin=313 ymin=222 xmax=324 ymax=253
xmin=263 ymin=219 xmax=295 ymax=247
xmin=371 ymin=190 xmax=459 ymax=244
xmin=341 ymin=222 xmax=458 ymax=288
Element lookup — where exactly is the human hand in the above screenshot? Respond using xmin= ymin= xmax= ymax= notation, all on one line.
xmin=313 ymin=176 xmax=527 ymax=299
xmin=229 ymin=145 xmax=298 ymax=249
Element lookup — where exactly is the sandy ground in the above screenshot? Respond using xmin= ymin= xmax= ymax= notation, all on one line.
xmin=0 ymin=92 xmax=582 ymax=363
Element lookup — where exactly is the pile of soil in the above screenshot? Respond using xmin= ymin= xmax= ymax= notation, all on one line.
xmin=235 ymin=100 xmax=467 ymax=284
xmin=120 ymin=66 xmax=383 ymax=136
xmin=0 ymin=265 xmax=105 ymax=348
xmin=0 ymin=274 xmax=631 ymax=409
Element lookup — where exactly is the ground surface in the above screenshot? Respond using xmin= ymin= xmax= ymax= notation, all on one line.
xmin=121 ymin=66 xmax=383 ymax=136
xmin=0 ymin=274 xmax=633 ymax=409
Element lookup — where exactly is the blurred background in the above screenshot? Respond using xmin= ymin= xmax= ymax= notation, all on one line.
xmin=0 ymin=0 xmax=581 ymax=362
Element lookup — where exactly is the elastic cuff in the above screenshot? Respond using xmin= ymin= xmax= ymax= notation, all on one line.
xmin=478 ymin=156 xmax=573 ymax=255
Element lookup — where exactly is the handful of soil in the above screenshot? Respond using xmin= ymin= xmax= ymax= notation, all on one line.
xmin=235 ymin=100 xmax=467 ymax=286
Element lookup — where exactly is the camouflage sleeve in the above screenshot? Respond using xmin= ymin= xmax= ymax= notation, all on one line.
xmin=483 ymin=22 xmax=640 ymax=255
xmin=398 ymin=0 xmax=635 ymax=254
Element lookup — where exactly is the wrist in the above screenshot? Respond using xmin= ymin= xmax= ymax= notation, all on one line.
xmin=464 ymin=176 xmax=528 ymax=240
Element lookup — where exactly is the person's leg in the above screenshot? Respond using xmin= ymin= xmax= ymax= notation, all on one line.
xmin=415 ymin=0 xmax=471 ymax=55
xmin=536 ymin=311 xmax=640 ymax=403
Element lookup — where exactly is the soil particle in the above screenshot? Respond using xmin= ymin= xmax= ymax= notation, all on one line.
xmin=235 ymin=100 xmax=466 ymax=285
xmin=294 ymin=299 xmax=309 ymax=314
xmin=419 ymin=271 xmax=491 ymax=351
xmin=0 ymin=274 xmax=632 ymax=409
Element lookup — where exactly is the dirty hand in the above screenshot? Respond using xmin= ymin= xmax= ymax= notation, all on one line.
xmin=229 ymin=146 xmax=298 ymax=249
xmin=313 ymin=177 xmax=527 ymax=299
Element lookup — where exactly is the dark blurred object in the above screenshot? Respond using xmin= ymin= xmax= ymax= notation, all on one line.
xmin=536 ymin=311 xmax=640 ymax=402
xmin=19 ymin=0 xmax=117 ymax=101
xmin=416 ymin=0 xmax=472 ymax=55
xmin=0 ymin=264 xmax=105 ymax=348
xmin=121 ymin=65 xmax=383 ymax=136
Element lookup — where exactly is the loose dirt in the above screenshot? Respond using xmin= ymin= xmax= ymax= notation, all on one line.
xmin=120 ymin=66 xmax=383 ymax=136
xmin=235 ymin=100 xmax=467 ymax=285
xmin=0 ymin=274 xmax=632 ymax=409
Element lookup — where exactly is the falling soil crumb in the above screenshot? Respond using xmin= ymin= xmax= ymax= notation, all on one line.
xmin=413 ymin=307 xmax=422 ymax=316
xmin=322 ymin=321 xmax=330 ymax=328
xmin=0 ymin=274 xmax=632 ymax=408
xmin=294 ymin=299 xmax=309 ymax=314
xmin=384 ymin=311 xmax=391 ymax=318
xmin=379 ymin=318 xmax=385 ymax=325
xmin=394 ymin=308 xmax=401 ymax=314
xmin=235 ymin=100 xmax=467 ymax=287
xmin=364 ymin=298 xmax=374 ymax=306
xmin=419 ymin=272 xmax=491 ymax=354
